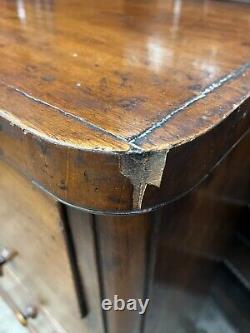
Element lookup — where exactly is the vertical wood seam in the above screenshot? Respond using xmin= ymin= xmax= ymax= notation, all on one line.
xmin=140 ymin=212 xmax=161 ymax=333
xmin=58 ymin=203 xmax=88 ymax=318
xmin=92 ymin=214 xmax=109 ymax=333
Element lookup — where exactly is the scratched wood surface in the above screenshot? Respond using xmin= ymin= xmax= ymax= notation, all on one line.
xmin=0 ymin=0 xmax=249 ymax=213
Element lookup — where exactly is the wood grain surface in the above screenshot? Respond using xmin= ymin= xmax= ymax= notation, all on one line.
xmin=0 ymin=159 xmax=88 ymax=333
xmin=0 ymin=0 xmax=249 ymax=213
xmin=57 ymin=132 xmax=250 ymax=333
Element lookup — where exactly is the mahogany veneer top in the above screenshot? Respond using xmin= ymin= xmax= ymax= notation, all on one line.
xmin=0 ymin=0 xmax=249 ymax=213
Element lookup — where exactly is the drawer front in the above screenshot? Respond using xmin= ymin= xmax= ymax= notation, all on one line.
xmin=0 ymin=160 xmax=88 ymax=333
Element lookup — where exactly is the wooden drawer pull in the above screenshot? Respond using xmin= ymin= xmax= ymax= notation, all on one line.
xmin=0 ymin=248 xmax=16 ymax=275
xmin=16 ymin=306 xmax=38 ymax=326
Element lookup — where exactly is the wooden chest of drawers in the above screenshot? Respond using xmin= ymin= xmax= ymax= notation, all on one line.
xmin=0 ymin=0 xmax=249 ymax=332
xmin=0 ymin=160 xmax=98 ymax=333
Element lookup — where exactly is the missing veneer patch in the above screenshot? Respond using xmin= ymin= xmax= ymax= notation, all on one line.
xmin=120 ymin=150 xmax=168 ymax=209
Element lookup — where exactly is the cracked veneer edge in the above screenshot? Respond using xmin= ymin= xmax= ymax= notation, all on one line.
xmin=1 ymin=96 xmax=248 ymax=212
xmin=130 ymin=63 xmax=250 ymax=144
xmin=119 ymin=96 xmax=249 ymax=210
xmin=0 ymin=65 xmax=249 ymax=212
xmin=31 ymin=127 xmax=250 ymax=215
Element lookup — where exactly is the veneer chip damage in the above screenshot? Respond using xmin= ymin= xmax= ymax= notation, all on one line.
xmin=120 ymin=150 xmax=168 ymax=209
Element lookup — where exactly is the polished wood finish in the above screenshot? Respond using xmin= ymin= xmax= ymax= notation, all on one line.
xmin=0 ymin=0 xmax=249 ymax=213
xmin=55 ymin=132 xmax=249 ymax=333
xmin=0 ymin=1 xmax=250 ymax=333
xmin=0 ymin=121 xmax=249 ymax=333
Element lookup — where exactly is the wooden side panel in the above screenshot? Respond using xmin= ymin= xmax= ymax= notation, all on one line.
xmin=95 ymin=214 xmax=153 ymax=333
xmin=56 ymin=208 xmax=156 ymax=333
xmin=61 ymin=133 xmax=250 ymax=333
xmin=144 ymin=132 xmax=250 ymax=333
xmin=74 ymin=132 xmax=249 ymax=333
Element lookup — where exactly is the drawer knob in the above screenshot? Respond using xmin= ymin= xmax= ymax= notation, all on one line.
xmin=0 ymin=248 xmax=16 ymax=275
xmin=16 ymin=306 xmax=38 ymax=326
